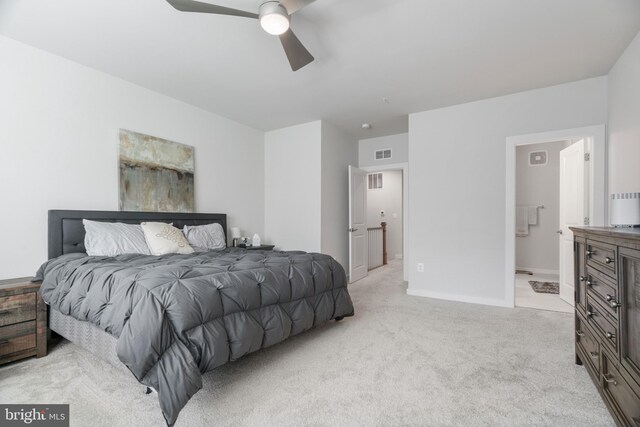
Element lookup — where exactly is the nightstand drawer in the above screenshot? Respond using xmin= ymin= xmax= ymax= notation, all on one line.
xmin=0 ymin=321 xmax=36 ymax=357
xmin=0 ymin=293 xmax=36 ymax=327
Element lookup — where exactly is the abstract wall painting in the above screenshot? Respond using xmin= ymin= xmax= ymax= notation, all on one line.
xmin=119 ymin=129 xmax=194 ymax=212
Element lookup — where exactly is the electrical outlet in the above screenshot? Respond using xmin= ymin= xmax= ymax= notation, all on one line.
xmin=417 ymin=263 xmax=424 ymax=273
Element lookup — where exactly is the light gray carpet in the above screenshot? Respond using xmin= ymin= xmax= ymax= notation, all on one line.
xmin=0 ymin=260 xmax=614 ymax=426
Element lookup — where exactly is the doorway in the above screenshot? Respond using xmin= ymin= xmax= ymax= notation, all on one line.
xmin=349 ymin=163 xmax=408 ymax=283
xmin=514 ymin=140 xmax=573 ymax=312
xmin=366 ymin=169 xmax=403 ymax=268
xmin=505 ymin=126 xmax=607 ymax=311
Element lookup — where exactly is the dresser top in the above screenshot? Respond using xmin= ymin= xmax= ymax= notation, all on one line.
xmin=570 ymin=226 xmax=640 ymax=241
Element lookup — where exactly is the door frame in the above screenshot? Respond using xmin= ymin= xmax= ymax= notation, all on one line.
xmin=504 ymin=125 xmax=607 ymax=308
xmin=361 ymin=162 xmax=409 ymax=282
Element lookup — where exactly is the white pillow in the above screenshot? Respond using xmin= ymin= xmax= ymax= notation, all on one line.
xmin=83 ymin=219 xmax=151 ymax=256
xmin=183 ymin=223 xmax=226 ymax=252
xmin=141 ymin=222 xmax=194 ymax=256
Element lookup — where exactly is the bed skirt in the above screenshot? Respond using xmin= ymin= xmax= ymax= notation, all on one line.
xmin=49 ymin=308 xmax=125 ymax=373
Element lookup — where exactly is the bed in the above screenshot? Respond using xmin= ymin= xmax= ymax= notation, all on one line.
xmin=37 ymin=210 xmax=354 ymax=426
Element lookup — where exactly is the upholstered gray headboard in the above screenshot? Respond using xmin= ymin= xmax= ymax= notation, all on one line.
xmin=48 ymin=210 xmax=227 ymax=259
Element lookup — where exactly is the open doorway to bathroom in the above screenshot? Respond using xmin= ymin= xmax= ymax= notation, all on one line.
xmin=515 ymin=140 xmax=573 ymax=313
xmin=505 ymin=125 xmax=607 ymax=312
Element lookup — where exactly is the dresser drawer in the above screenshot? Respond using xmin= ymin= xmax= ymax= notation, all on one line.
xmin=0 ymin=293 xmax=36 ymax=327
xmin=601 ymin=350 xmax=640 ymax=426
xmin=586 ymin=240 xmax=617 ymax=280
xmin=576 ymin=315 xmax=600 ymax=380
xmin=587 ymin=299 xmax=619 ymax=355
xmin=586 ymin=268 xmax=620 ymax=319
xmin=0 ymin=321 xmax=36 ymax=357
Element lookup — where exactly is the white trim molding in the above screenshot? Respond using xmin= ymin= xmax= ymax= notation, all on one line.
xmin=407 ymin=288 xmax=513 ymax=308
xmin=505 ymin=125 xmax=607 ymax=308
xmin=515 ymin=267 xmax=560 ymax=276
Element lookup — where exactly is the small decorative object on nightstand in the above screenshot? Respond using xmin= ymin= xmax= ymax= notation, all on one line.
xmin=0 ymin=277 xmax=47 ymax=365
xmin=231 ymin=227 xmax=241 ymax=247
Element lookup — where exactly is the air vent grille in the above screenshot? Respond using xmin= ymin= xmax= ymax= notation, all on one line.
xmin=375 ymin=149 xmax=392 ymax=160
xmin=529 ymin=150 xmax=548 ymax=166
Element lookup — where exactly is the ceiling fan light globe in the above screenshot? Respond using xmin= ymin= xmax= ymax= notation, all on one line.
xmin=260 ymin=13 xmax=290 ymax=35
xmin=259 ymin=2 xmax=290 ymax=35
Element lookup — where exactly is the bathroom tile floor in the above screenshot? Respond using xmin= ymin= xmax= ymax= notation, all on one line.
xmin=515 ymin=273 xmax=573 ymax=313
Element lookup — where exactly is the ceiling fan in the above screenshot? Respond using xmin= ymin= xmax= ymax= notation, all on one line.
xmin=165 ymin=0 xmax=316 ymax=71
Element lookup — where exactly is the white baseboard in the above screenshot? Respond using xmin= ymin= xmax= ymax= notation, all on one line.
xmin=406 ymin=288 xmax=513 ymax=308
xmin=516 ymin=267 xmax=559 ymax=276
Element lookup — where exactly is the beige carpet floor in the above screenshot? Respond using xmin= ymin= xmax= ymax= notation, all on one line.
xmin=0 ymin=260 xmax=614 ymax=426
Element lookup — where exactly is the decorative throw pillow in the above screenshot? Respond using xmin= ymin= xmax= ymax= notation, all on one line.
xmin=141 ymin=222 xmax=194 ymax=256
xmin=83 ymin=219 xmax=151 ymax=256
xmin=183 ymin=223 xmax=226 ymax=252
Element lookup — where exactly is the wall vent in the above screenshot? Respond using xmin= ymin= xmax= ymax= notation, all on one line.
xmin=368 ymin=173 xmax=383 ymax=190
xmin=528 ymin=150 xmax=548 ymax=166
xmin=375 ymin=148 xmax=392 ymax=160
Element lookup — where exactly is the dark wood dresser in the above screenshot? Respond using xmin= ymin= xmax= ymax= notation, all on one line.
xmin=0 ymin=277 xmax=47 ymax=365
xmin=571 ymin=227 xmax=640 ymax=426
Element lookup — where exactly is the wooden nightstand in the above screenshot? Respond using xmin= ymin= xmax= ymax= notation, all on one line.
xmin=238 ymin=244 xmax=275 ymax=251
xmin=0 ymin=277 xmax=47 ymax=365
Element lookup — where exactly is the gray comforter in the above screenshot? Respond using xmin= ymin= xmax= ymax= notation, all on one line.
xmin=36 ymin=249 xmax=354 ymax=425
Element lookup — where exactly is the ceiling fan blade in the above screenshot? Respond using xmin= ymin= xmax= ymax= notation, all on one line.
xmin=279 ymin=29 xmax=314 ymax=71
xmin=165 ymin=0 xmax=258 ymax=19
xmin=279 ymin=0 xmax=316 ymax=15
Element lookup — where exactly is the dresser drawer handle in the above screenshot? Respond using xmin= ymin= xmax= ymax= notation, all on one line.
xmin=602 ymin=374 xmax=618 ymax=386
xmin=587 ymin=310 xmax=598 ymax=318
xmin=606 ymin=332 xmax=616 ymax=340
xmin=576 ymin=331 xmax=586 ymax=338
xmin=605 ymin=257 xmax=614 ymax=264
xmin=587 ymin=250 xmax=596 ymax=256
xmin=586 ymin=280 xmax=596 ymax=287
xmin=589 ymin=351 xmax=599 ymax=359
xmin=605 ymin=295 xmax=622 ymax=309
xmin=579 ymin=276 xmax=586 ymax=282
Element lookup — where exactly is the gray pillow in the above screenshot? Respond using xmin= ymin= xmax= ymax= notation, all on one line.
xmin=83 ymin=219 xmax=151 ymax=256
xmin=183 ymin=223 xmax=226 ymax=252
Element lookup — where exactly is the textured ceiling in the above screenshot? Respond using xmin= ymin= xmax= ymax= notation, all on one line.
xmin=1 ymin=0 xmax=639 ymax=138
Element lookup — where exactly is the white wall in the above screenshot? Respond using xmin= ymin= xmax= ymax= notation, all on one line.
xmin=359 ymin=133 xmax=408 ymax=167
xmin=367 ymin=170 xmax=403 ymax=259
xmin=608 ymin=31 xmax=640 ymax=196
xmin=264 ymin=120 xmax=356 ymax=269
xmin=515 ymin=141 xmax=570 ymax=273
xmin=321 ymin=122 xmax=358 ymax=269
xmin=0 ymin=36 xmax=265 ymax=280
xmin=264 ymin=121 xmax=322 ymax=253
xmin=408 ymin=77 xmax=607 ymax=306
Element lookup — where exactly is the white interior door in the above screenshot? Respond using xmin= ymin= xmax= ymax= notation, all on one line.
xmin=559 ymin=139 xmax=586 ymax=306
xmin=349 ymin=166 xmax=368 ymax=283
